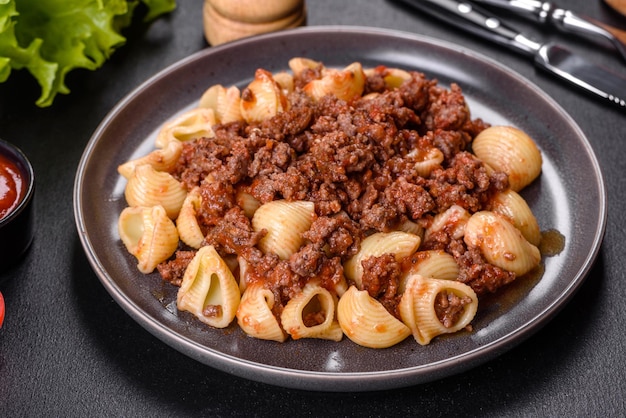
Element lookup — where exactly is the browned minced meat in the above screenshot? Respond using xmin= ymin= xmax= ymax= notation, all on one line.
xmin=420 ymin=237 xmax=516 ymax=296
xmin=455 ymin=245 xmax=516 ymax=295
xmin=360 ymin=254 xmax=402 ymax=318
xmin=158 ymin=66 xmax=515 ymax=318
xmin=303 ymin=311 xmax=326 ymax=327
xmin=302 ymin=212 xmax=362 ymax=260
xmin=157 ymin=250 xmax=196 ymax=286
xmin=203 ymin=207 xmax=265 ymax=255
xmin=435 ymin=291 xmax=473 ymax=328
xmin=203 ymin=304 xmax=223 ymax=318
xmin=425 ymin=151 xmax=508 ymax=213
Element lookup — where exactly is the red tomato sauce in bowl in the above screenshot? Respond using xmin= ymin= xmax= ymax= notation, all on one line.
xmin=0 ymin=151 xmax=26 ymax=220
xmin=0 ymin=139 xmax=35 ymax=271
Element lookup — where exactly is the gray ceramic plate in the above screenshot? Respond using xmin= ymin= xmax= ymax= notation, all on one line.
xmin=74 ymin=27 xmax=606 ymax=392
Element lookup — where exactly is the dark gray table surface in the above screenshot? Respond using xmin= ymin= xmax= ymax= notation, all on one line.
xmin=1 ymin=0 xmax=624 ymax=416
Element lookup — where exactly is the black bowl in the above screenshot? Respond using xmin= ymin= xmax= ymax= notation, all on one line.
xmin=0 ymin=139 xmax=35 ymax=271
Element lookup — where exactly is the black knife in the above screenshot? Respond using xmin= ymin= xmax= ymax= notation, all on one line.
xmin=396 ymin=0 xmax=626 ymax=111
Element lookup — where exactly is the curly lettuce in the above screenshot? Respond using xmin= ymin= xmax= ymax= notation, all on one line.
xmin=0 ymin=0 xmax=176 ymax=107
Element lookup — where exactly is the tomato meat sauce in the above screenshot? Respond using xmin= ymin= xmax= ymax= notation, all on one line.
xmin=0 ymin=152 xmax=26 ymax=220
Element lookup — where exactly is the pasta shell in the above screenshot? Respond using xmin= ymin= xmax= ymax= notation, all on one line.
xmin=344 ymin=231 xmax=421 ymax=289
xmin=280 ymin=282 xmax=343 ymax=341
xmin=400 ymin=250 xmax=459 ymax=293
xmin=240 ymin=69 xmax=289 ymax=123
xmin=176 ymin=187 xmax=204 ymax=249
xmin=464 ymin=211 xmax=541 ymax=276
xmin=399 ymin=274 xmax=478 ymax=345
xmin=288 ymin=57 xmax=322 ymax=76
xmin=382 ymin=68 xmax=412 ymax=89
xmin=125 ymin=164 xmax=187 ymax=219
xmin=155 ymin=108 xmax=217 ymax=148
xmin=472 ymin=125 xmax=542 ymax=192
xmin=397 ymin=219 xmax=425 ymax=238
xmin=337 ymin=286 xmax=411 ymax=349
xmin=304 ymin=62 xmax=366 ymax=102
xmin=489 ymin=189 xmax=541 ymax=246
xmin=236 ymin=281 xmax=287 ymax=342
xmin=252 ymin=200 xmax=315 ymax=260
xmin=118 ymin=140 xmax=183 ymax=179
xmin=407 ymin=146 xmax=444 ymax=178
xmin=118 ymin=205 xmax=179 ymax=274
xmin=272 ymin=71 xmax=295 ymax=96
xmin=423 ymin=205 xmax=471 ymax=243
xmin=236 ymin=189 xmax=261 ymax=218
xmin=199 ymin=84 xmax=243 ymax=124
xmin=331 ymin=273 xmax=349 ymax=298
xmin=177 ymin=245 xmax=241 ymax=328
xmin=237 ymin=255 xmax=250 ymax=293
xmin=364 ymin=67 xmax=412 ymax=89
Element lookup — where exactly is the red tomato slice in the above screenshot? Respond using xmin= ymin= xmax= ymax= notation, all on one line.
xmin=0 ymin=291 xmax=4 ymax=328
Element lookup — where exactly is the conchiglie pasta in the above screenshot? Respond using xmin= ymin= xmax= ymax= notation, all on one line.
xmin=155 ymin=108 xmax=217 ymax=148
xmin=177 ymin=245 xmax=241 ymax=328
xmin=344 ymin=231 xmax=421 ymax=289
xmin=236 ymin=255 xmax=251 ymax=293
xmin=397 ymin=219 xmax=424 ymax=238
xmin=280 ymin=282 xmax=343 ymax=341
xmin=114 ymin=58 xmax=553 ymax=350
xmin=240 ymin=68 xmax=289 ymax=123
xmin=364 ymin=67 xmax=413 ymax=89
xmin=272 ymin=71 xmax=295 ymax=96
xmin=472 ymin=126 xmax=542 ymax=192
xmin=288 ymin=57 xmax=322 ymax=76
xmin=400 ymin=250 xmax=459 ymax=293
xmin=118 ymin=205 xmax=179 ymax=274
xmin=236 ymin=189 xmax=261 ymax=218
xmin=337 ymin=286 xmax=411 ymax=348
xmin=124 ymin=164 xmax=187 ymax=219
xmin=303 ymin=62 xmax=366 ymax=102
xmin=176 ymin=187 xmax=204 ymax=249
xmin=252 ymin=200 xmax=315 ymax=260
xmin=423 ymin=204 xmax=471 ymax=243
xmin=407 ymin=146 xmax=444 ymax=178
xmin=489 ymin=189 xmax=541 ymax=246
xmin=118 ymin=139 xmax=183 ymax=179
xmin=199 ymin=84 xmax=243 ymax=124
xmin=237 ymin=281 xmax=287 ymax=342
xmin=464 ymin=211 xmax=541 ymax=276
xmin=399 ymin=274 xmax=478 ymax=345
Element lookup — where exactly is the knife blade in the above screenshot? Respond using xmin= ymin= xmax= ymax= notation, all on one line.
xmin=396 ymin=0 xmax=626 ymax=110
xmin=471 ymin=0 xmax=626 ymax=63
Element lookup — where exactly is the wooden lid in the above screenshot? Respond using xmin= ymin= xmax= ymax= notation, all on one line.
xmin=209 ymin=0 xmax=304 ymax=23
xmin=203 ymin=0 xmax=306 ymax=46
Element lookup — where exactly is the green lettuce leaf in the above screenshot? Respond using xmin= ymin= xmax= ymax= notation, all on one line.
xmin=0 ymin=0 xmax=176 ymax=107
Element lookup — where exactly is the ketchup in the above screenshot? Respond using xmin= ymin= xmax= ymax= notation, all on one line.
xmin=0 ymin=152 xmax=25 ymax=220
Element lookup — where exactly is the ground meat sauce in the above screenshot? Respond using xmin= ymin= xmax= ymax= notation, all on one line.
xmin=159 ymin=67 xmax=513 ymax=324
xmin=360 ymin=254 xmax=402 ymax=317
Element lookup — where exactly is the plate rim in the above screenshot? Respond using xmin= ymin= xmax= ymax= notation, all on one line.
xmin=73 ymin=25 xmax=607 ymax=391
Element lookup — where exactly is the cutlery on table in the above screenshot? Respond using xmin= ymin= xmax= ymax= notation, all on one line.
xmin=472 ymin=0 xmax=626 ymax=64
xmin=396 ymin=0 xmax=626 ymax=110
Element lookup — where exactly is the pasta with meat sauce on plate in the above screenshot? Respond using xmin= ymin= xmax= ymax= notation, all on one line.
xmin=116 ymin=58 xmax=544 ymax=348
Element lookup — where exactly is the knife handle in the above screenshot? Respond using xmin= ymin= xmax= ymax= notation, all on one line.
xmin=397 ymin=0 xmax=541 ymax=56
xmin=471 ymin=0 xmax=552 ymax=23
xmin=472 ymin=0 xmax=626 ymax=62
